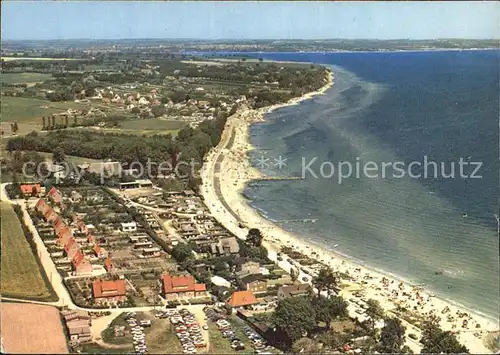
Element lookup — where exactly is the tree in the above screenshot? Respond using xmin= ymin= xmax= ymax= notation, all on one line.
xmin=52 ymin=147 xmax=66 ymax=164
xmin=246 ymin=228 xmax=263 ymax=247
xmin=290 ymin=267 xmax=299 ymax=284
xmin=312 ymin=295 xmax=348 ymax=328
xmin=378 ymin=317 xmax=406 ymax=353
xmin=420 ymin=315 xmax=468 ymax=354
xmin=291 ymin=337 xmax=322 ymax=353
xmin=11 ymin=122 xmax=19 ymax=135
xmin=171 ymin=243 xmax=193 ymax=263
xmin=272 ymin=296 xmax=317 ymax=344
xmin=42 ymin=116 xmax=46 ymax=129
xmin=151 ymin=104 xmax=166 ymax=118
xmin=312 ymin=266 xmax=338 ymax=297
xmin=366 ymin=299 xmax=385 ymax=332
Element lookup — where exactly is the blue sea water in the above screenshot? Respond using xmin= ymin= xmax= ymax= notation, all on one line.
xmin=241 ymin=50 xmax=499 ymax=320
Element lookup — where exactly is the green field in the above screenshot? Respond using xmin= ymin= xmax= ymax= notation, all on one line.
xmin=2 ymin=73 xmax=53 ymax=86
xmin=0 ymin=202 xmax=55 ymax=300
xmin=1 ymin=96 xmax=88 ymax=124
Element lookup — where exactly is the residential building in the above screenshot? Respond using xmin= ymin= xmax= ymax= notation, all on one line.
xmin=121 ymin=222 xmax=137 ymax=233
xmin=94 ymin=244 xmax=108 ymax=259
xmin=239 ymin=274 xmax=267 ymax=294
xmin=210 ymin=236 xmax=240 ymax=256
xmin=72 ymin=251 xmax=93 ymax=275
xmin=277 ymin=284 xmax=312 ymax=300
xmin=104 ymin=257 xmax=115 ymax=273
xmin=92 ymin=279 xmax=127 ymax=304
xmin=226 ymin=290 xmax=258 ymax=308
xmin=161 ymin=273 xmax=208 ymax=301
xmin=20 ymin=184 xmax=41 ymax=197
xmin=239 ymin=261 xmax=260 ymax=276
xmin=61 ymin=310 xmax=91 ymax=343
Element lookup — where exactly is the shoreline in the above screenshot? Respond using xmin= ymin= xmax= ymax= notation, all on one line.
xmin=200 ymin=68 xmax=498 ymax=353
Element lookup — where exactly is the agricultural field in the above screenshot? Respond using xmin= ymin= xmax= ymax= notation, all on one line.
xmin=0 ymin=202 xmax=54 ymax=300
xmin=2 ymin=56 xmax=82 ymax=61
xmin=2 ymin=72 xmax=53 ymax=86
xmin=0 ymin=303 xmax=69 ymax=354
xmin=1 ymin=96 xmax=88 ymax=124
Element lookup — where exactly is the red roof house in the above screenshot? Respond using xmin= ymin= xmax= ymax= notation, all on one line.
xmin=161 ymin=273 xmax=207 ymax=301
xmin=72 ymin=251 xmax=92 ymax=275
xmin=64 ymin=238 xmax=80 ymax=260
xmin=104 ymin=257 xmax=115 ymax=273
xmin=20 ymin=184 xmax=41 ymax=197
xmin=226 ymin=290 xmax=258 ymax=308
xmin=48 ymin=187 xmax=63 ymax=205
xmin=91 ymin=279 xmax=126 ymax=304
xmin=94 ymin=244 xmax=108 ymax=259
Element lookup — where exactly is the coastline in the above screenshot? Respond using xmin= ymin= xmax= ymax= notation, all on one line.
xmin=200 ymin=68 xmax=498 ymax=353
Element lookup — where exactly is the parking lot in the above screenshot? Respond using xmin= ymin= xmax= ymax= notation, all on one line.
xmin=203 ymin=306 xmax=276 ymax=354
xmin=124 ymin=312 xmax=151 ymax=354
xmin=156 ymin=308 xmax=207 ymax=354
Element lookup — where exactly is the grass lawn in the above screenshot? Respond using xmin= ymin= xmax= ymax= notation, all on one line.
xmin=145 ymin=317 xmax=183 ymax=354
xmin=2 ymin=73 xmax=53 ymax=86
xmin=0 ymin=202 xmax=55 ymax=300
xmin=1 ymin=96 xmax=88 ymax=124
xmin=101 ymin=313 xmax=132 ymax=345
xmin=208 ymin=322 xmax=235 ymax=354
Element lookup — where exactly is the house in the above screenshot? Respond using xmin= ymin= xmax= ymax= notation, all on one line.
xmin=104 ymin=257 xmax=115 ymax=273
xmin=239 ymin=274 xmax=267 ymax=294
xmin=121 ymin=222 xmax=137 ymax=233
xmin=94 ymin=244 xmax=108 ymax=259
xmin=20 ymin=184 xmax=41 ymax=197
xmin=239 ymin=261 xmax=260 ymax=276
xmin=92 ymin=279 xmax=127 ymax=304
xmin=62 ymin=310 xmax=91 ymax=343
xmin=64 ymin=238 xmax=80 ymax=260
xmin=277 ymin=284 xmax=312 ymax=300
xmin=72 ymin=251 xmax=93 ymax=275
xmin=47 ymin=187 xmax=63 ymax=205
xmin=142 ymin=247 xmax=161 ymax=258
xmin=138 ymin=97 xmax=149 ymax=106
xmin=161 ymin=273 xmax=208 ymax=301
xmin=226 ymin=290 xmax=258 ymax=308
xmin=210 ymin=237 xmax=240 ymax=256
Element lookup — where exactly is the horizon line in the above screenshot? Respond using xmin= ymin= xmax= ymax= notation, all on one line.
xmin=3 ymin=37 xmax=499 ymax=42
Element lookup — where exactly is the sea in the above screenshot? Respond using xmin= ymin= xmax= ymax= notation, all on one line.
xmin=236 ymin=50 xmax=499 ymax=320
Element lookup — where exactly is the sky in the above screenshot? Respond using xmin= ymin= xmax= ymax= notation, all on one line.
xmin=2 ymin=1 xmax=499 ymax=41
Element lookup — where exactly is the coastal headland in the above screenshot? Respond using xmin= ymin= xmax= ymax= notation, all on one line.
xmin=201 ymin=65 xmax=499 ymax=353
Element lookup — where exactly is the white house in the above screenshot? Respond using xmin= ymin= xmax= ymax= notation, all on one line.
xmin=121 ymin=222 xmax=137 ymax=233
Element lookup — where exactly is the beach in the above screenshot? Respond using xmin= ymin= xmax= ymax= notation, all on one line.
xmin=200 ymin=68 xmax=499 ymax=353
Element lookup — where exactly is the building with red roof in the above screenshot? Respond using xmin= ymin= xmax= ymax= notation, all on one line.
xmin=104 ymin=257 xmax=115 ymax=273
xmin=94 ymin=244 xmax=108 ymax=259
xmin=91 ymin=279 xmax=127 ymax=304
xmin=72 ymin=251 xmax=93 ymax=275
xmin=48 ymin=187 xmax=63 ymax=205
xmin=64 ymin=238 xmax=80 ymax=260
xmin=161 ymin=273 xmax=208 ymax=301
xmin=226 ymin=290 xmax=258 ymax=308
xmin=20 ymin=184 xmax=41 ymax=197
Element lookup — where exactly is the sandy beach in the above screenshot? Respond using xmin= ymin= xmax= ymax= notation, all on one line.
xmin=200 ymin=69 xmax=499 ymax=353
